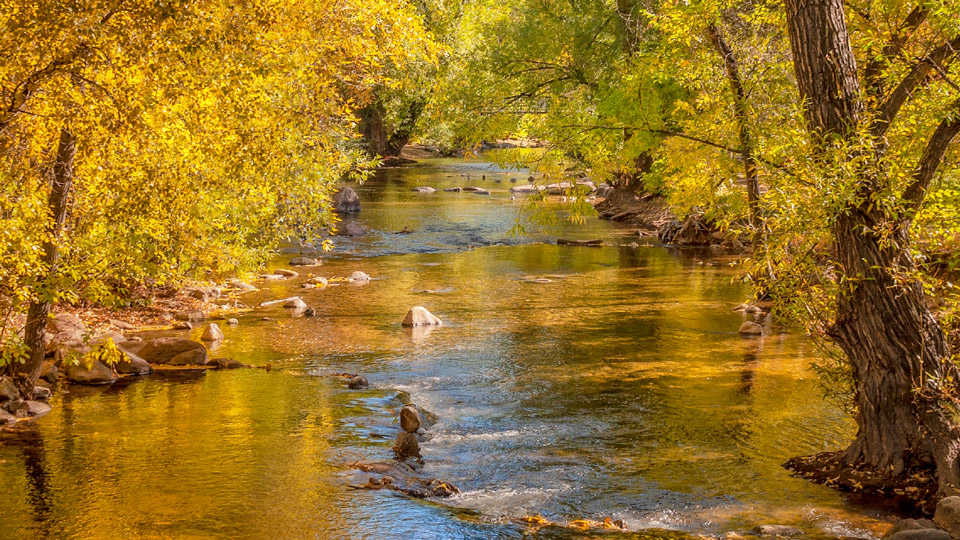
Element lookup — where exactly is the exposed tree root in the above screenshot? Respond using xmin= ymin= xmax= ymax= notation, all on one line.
xmin=786 ymin=451 xmax=939 ymax=515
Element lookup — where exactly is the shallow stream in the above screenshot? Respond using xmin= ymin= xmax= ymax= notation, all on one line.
xmin=0 ymin=158 xmax=894 ymax=539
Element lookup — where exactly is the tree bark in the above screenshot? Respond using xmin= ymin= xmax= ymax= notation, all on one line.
xmin=785 ymin=0 xmax=960 ymax=494
xmin=706 ymin=24 xmax=761 ymax=232
xmin=19 ymin=128 xmax=76 ymax=394
xmin=359 ymin=99 xmax=425 ymax=158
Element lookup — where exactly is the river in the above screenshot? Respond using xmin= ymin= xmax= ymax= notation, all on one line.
xmin=0 ymin=157 xmax=894 ymax=539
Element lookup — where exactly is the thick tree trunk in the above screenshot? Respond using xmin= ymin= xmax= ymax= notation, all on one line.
xmin=706 ymin=24 xmax=761 ymax=232
xmin=19 ymin=128 xmax=75 ymax=394
xmin=785 ymin=0 xmax=960 ymax=494
xmin=359 ymin=99 xmax=425 ymax=158
xmin=359 ymin=102 xmax=391 ymax=158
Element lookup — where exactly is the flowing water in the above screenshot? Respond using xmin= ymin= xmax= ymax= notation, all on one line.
xmin=1 ymin=158 xmax=897 ymax=539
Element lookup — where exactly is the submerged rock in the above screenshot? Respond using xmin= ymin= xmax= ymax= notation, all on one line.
xmin=402 ymin=306 xmax=442 ymax=327
xmin=289 ymin=256 xmax=319 ymax=266
xmin=210 ymin=358 xmax=253 ymax=369
xmin=227 ymin=318 xmax=239 ymax=326
xmin=443 ymin=187 xmax=462 ymax=192
xmin=173 ymin=321 xmax=193 ymax=330
xmin=412 ymin=186 xmax=436 ymax=193
xmin=751 ymin=525 xmax=803 ymax=537
xmin=333 ymin=186 xmax=361 ymax=214
xmin=200 ymin=323 xmax=224 ymax=342
xmin=274 ymin=268 xmax=299 ymax=277
xmin=393 ymin=431 xmax=421 ymax=461
xmin=347 ymin=375 xmax=368 ymax=389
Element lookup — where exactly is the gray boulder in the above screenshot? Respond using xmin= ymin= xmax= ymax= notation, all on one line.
xmin=348 ymin=375 xmax=368 ymax=389
xmin=289 ymin=257 xmax=319 ymax=266
xmin=402 ymin=306 xmax=442 ymax=327
xmin=283 ymin=297 xmax=308 ymax=310
xmin=411 ymin=186 xmax=436 ymax=193
xmin=739 ymin=321 xmax=763 ymax=335
xmin=333 ymin=186 xmax=361 ymax=214
xmin=400 ymin=405 xmax=421 ymax=433
xmin=200 ymin=323 xmax=224 ymax=342
xmin=66 ymin=360 xmax=118 ymax=385
xmin=349 ymin=271 xmax=371 ymax=282
xmin=134 ymin=338 xmax=209 ymax=366
xmin=751 ymin=525 xmax=803 ymax=537
xmin=339 ymin=222 xmax=367 ymax=237
xmin=935 ymin=497 xmax=960 ymax=540
xmin=0 ymin=376 xmax=20 ymax=402
xmin=887 ymin=531 xmax=951 ymax=540
xmin=40 ymin=362 xmax=58 ymax=384
xmin=114 ymin=347 xmax=153 ymax=375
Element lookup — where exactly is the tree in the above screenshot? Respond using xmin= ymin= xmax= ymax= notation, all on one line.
xmin=782 ymin=0 xmax=960 ymax=495
xmin=1 ymin=0 xmax=435 ymax=391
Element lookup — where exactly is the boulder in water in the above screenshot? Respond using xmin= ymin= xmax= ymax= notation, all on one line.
xmin=349 ymin=271 xmax=371 ymax=282
xmin=935 ymin=497 xmax=960 ymax=540
xmin=751 ymin=525 xmax=803 ymax=537
xmin=411 ymin=186 xmax=436 ymax=193
xmin=402 ymin=306 xmax=442 ymax=327
xmin=200 ymin=323 xmax=224 ymax=342
xmin=115 ymin=345 xmax=153 ymax=375
xmin=274 ymin=268 xmax=299 ymax=277
xmin=393 ymin=431 xmax=421 ymax=461
xmin=339 ymin=222 xmax=367 ymax=237
xmin=738 ymin=321 xmax=763 ymax=336
xmin=0 ymin=376 xmax=19 ymax=402
xmin=289 ymin=256 xmax=319 ymax=266
xmin=66 ymin=360 xmax=117 ymax=385
xmin=348 ymin=375 xmax=368 ymax=389
xmin=283 ymin=297 xmax=307 ymax=310
xmin=175 ymin=310 xmax=204 ymax=322
xmin=333 ymin=186 xmax=361 ymax=214
xmin=133 ymin=338 xmax=209 ymax=366
xmin=400 ymin=405 xmax=421 ymax=433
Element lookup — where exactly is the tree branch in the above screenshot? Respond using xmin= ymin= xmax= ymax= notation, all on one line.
xmin=902 ymin=102 xmax=960 ymax=220
xmin=873 ymin=36 xmax=960 ymax=137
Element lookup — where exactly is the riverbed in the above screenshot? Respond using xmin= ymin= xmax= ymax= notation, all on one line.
xmin=0 ymin=158 xmax=893 ymax=539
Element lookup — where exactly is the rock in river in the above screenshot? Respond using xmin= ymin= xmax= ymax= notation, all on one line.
xmin=348 ymin=375 xmax=368 ymax=389
xmin=115 ymin=345 xmax=154 ymax=375
xmin=935 ymin=497 xmax=960 ymax=540
xmin=411 ymin=186 xmax=436 ymax=193
xmin=402 ymin=306 xmax=442 ymax=327
xmin=739 ymin=321 xmax=763 ymax=336
xmin=283 ymin=297 xmax=307 ymax=310
xmin=274 ymin=268 xmax=299 ymax=277
xmin=131 ymin=338 xmax=209 ymax=366
xmin=400 ymin=405 xmax=421 ymax=433
xmin=349 ymin=271 xmax=371 ymax=282
xmin=289 ymin=256 xmax=319 ymax=266
xmin=201 ymin=323 xmax=224 ymax=342
xmin=333 ymin=186 xmax=361 ymax=214
xmin=66 ymin=360 xmax=118 ymax=385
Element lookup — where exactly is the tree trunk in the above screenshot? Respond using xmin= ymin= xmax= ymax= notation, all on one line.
xmin=706 ymin=24 xmax=761 ymax=232
xmin=19 ymin=128 xmax=76 ymax=394
xmin=784 ymin=0 xmax=960 ymax=493
xmin=359 ymin=102 xmax=391 ymax=158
